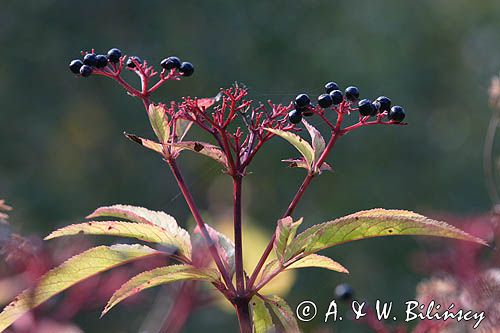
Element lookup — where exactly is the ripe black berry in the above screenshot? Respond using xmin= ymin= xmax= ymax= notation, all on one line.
xmin=288 ymin=109 xmax=302 ymax=124
xmin=388 ymin=105 xmax=405 ymax=122
xmin=318 ymin=93 xmax=333 ymax=108
xmin=179 ymin=62 xmax=194 ymax=76
xmin=345 ymin=86 xmax=360 ymax=102
xmin=95 ymin=54 xmax=108 ymax=68
xmin=126 ymin=56 xmax=142 ymax=68
xmin=295 ymin=94 xmax=310 ymax=108
xmin=335 ymin=283 xmax=354 ymax=301
xmin=69 ymin=59 xmax=83 ymax=74
xmin=324 ymin=82 xmax=340 ymax=94
xmin=83 ymin=53 xmax=97 ymax=67
xmin=330 ymin=90 xmax=343 ymax=105
xmin=79 ymin=65 xmax=92 ymax=77
xmin=358 ymin=99 xmax=376 ymax=116
xmin=107 ymin=48 xmax=122 ymax=63
xmin=375 ymin=96 xmax=391 ymax=112
xmin=160 ymin=56 xmax=182 ymax=70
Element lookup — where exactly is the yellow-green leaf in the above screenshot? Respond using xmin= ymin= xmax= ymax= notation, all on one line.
xmin=172 ymin=141 xmax=228 ymax=167
xmin=251 ymin=296 xmax=275 ymax=333
xmin=148 ymin=104 xmax=170 ymax=143
xmin=175 ymin=118 xmax=193 ymax=141
xmin=282 ymin=159 xmax=333 ymax=173
xmin=274 ymin=217 xmax=302 ymax=263
xmin=287 ymin=254 xmax=348 ymax=273
xmin=264 ymin=295 xmax=300 ymax=333
xmin=0 ymin=244 xmax=158 ymax=332
xmin=193 ymin=224 xmax=235 ymax=278
xmin=265 ymin=128 xmax=314 ymax=170
xmin=45 ymin=221 xmax=189 ymax=258
xmin=124 ymin=132 xmax=164 ymax=155
xmin=302 ymin=119 xmax=325 ymax=162
xmin=87 ymin=205 xmax=191 ymax=259
xmin=102 ymin=264 xmax=219 ymax=315
xmin=286 ymin=208 xmax=487 ymax=261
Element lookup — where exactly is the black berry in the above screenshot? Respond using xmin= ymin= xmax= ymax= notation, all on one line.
xmin=126 ymin=56 xmax=142 ymax=68
xmin=345 ymin=86 xmax=360 ymax=102
xmin=335 ymin=283 xmax=354 ymax=301
xmin=388 ymin=106 xmax=405 ymax=122
xmin=161 ymin=56 xmax=182 ymax=70
xmin=324 ymin=82 xmax=340 ymax=94
xmin=83 ymin=53 xmax=97 ymax=67
xmin=179 ymin=62 xmax=194 ymax=76
xmin=358 ymin=99 xmax=377 ymax=116
xmin=79 ymin=65 xmax=92 ymax=77
xmin=69 ymin=59 xmax=83 ymax=74
xmin=375 ymin=96 xmax=391 ymax=112
xmin=318 ymin=93 xmax=333 ymax=108
xmin=302 ymin=106 xmax=314 ymax=117
xmin=107 ymin=48 xmax=122 ymax=63
xmin=295 ymin=94 xmax=310 ymax=108
xmin=95 ymin=54 xmax=108 ymax=68
xmin=288 ymin=109 xmax=302 ymax=124
xmin=330 ymin=90 xmax=343 ymax=105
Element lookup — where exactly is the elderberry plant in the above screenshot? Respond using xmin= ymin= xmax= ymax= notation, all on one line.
xmin=0 ymin=48 xmax=487 ymax=333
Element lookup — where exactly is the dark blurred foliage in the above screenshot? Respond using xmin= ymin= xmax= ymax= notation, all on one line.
xmin=1 ymin=1 xmax=500 ymax=332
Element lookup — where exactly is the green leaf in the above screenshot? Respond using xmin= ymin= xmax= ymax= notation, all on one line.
xmin=265 ymin=128 xmax=314 ymax=170
xmin=274 ymin=217 xmax=303 ymax=263
xmin=148 ymin=104 xmax=170 ymax=143
xmin=0 ymin=244 xmax=158 ymax=332
xmin=286 ymin=208 xmax=488 ymax=261
xmin=287 ymin=254 xmax=348 ymax=273
xmin=175 ymin=118 xmax=193 ymax=141
xmin=302 ymin=119 xmax=325 ymax=163
xmin=251 ymin=296 xmax=275 ymax=333
xmin=172 ymin=141 xmax=228 ymax=168
xmin=282 ymin=159 xmax=333 ymax=173
xmin=45 ymin=221 xmax=189 ymax=258
xmin=102 ymin=264 xmax=219 ymax=315
xmin=193 ymin=224 xmax=235 ymax=277
xmin=124 ymin=132 xmax=164 ymax=155
xmin=264 ymin=295 xmax=300 ymax=333
xmin=87 ymin=205 xmax=191 ymax=259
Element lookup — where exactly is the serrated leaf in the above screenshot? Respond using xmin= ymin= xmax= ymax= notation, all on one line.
xmin=285 ymin=209 xmax=487 ymax=261
xmin=251 ymin=296 xmax=275 ymax=333
xmin=124 ymin=132 xmax=164 ymax=155
xmin=148 ymin=104 xmax=170 ymax=144
xmin=87 ymin=205 xmax=191 ymax=259
xmin=172 ymin=141 xmax=228 ymax=167
xmin=302 ymin=119 xmax=325 ymax=162
xmin=45 ymin=221 xmax=188 ymax=258
xmin=0 ymin=244 xmax=158 ymax=332
xmin=274 ymin=217 xmax=303 ymax=263
xmin=193 ymin=224 xmax=235 ymax=278
xmin=265 ymin=128 xmax=314 ymax=170
xmin=264 ymin=295 xmax=300 ymax=333
xmin=287 ymin=254 xmax=348 ymax=273
xmin=282 ymin=159 xmax=333 ymax=173
xmin=102 ymin=264 xmax=219 ymax=315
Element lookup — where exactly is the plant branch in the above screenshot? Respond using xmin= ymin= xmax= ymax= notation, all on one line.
xmin=233 ymin=175 xmax=245 ymax=293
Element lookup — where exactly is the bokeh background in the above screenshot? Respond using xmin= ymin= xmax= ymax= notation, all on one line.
xmin=1 ymin=0 xmax=500 ymax=332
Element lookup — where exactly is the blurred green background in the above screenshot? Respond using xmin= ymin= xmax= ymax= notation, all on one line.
xmin=1 ymin=0 xmax=500 ymax=332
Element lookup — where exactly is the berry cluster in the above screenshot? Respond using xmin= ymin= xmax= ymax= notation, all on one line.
xmin=287 ymin=81 xmax=406 ymax=124
xmin=69 ymin=48 xmax=194 ymax=78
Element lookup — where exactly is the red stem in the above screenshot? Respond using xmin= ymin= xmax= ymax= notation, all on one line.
xmin=233 ymin=175 xmax=245 ymax=293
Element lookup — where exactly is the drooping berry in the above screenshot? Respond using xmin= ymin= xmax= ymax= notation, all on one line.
xmin=179 ymin=62 xmax=194 ymax=76
xmin=375 ymin=96 xmax=391 ymax=112
xmin=330 ymin=90 xmax=343 ymax=105
xmin=83 ymin=53 xmax=97 ymax=67
xmin=295 ymin=94 xmax=310 ymax=108
xmin=345 ymin=86 xmax=360 ymax=101
xmin=288 ymin=109 xmax=303 ymax=124
xmin=95 ymin=54 xmax=108 ymax=68
xmin=161 ymin=56 xmax=182 ymax=70
xmin=318 ymin=93 xmax=333 ymax=108
xmin=358 ymin=99 xmax=376 ymax=116
xmin=107 ymin=48 xmax=122 ymax=63
xmin=79 ymin=65 xmax=92 ymax=77
xmin=335 ymin=283 xmax=354 ymax=301
xmin=388 ymin=105 xmax=405 ymax=122
xmin=69 ymin=59 xmax=83 ymax=74
xmin=126 ymin=56 xmax=142 ymax=68
xmin=324 ymin=82 xmax=340 ymax=94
